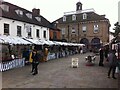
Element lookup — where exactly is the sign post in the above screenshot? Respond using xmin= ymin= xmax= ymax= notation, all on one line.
xmin=71 ymin=58 xmax=79 ymax=68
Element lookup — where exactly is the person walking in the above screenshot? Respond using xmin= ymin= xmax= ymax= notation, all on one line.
xmin=99 ymin=47 xmax=104 ymax=66
xmin=108 ymin=50 xmax=118 ymax=79
xmin=31 ymin=49 xmax=39 ymax=75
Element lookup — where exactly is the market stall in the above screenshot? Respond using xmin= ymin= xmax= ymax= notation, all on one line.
xmin=0 ymin=36 xmax=32 ymax=71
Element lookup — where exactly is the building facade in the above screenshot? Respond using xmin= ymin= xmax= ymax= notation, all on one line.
xmin=53 ymin=2 xmax=110 ymax=49
xmin=0 ymin=1 xmax=54 ymax=41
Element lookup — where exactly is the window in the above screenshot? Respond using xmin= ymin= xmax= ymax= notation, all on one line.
xmin=15 ymin=10 xmax=23 ymax=16
xmin=62 ymin=28 xmax=65 ymax=35
xmin=71 ymin=27 xmax=76 ymax=34
xmin=82 ymin=26 xmax=87 ymax=32
xmin=26 ymin=13 xmax=32 ymax=19
xmin=0 ymin=4 xmax=9 ymax=12
xmin=17 ymin=25 xmax=22 ymax=37
xmin=94 ymin=24 xmax=99 ymax=33
xmin=63 ymin=16 xmax=66 ymax=22
xmin=43 ymin=31 xmax=46 ymax=38
xmin=35 ymin=17 xmax=41 ymax=22
xmin=28 ymin=27 xmax=32 ymax=37
xmin=83 ymin=13 xmax=87 ymax=19
xmin=36 ymin=29 xmax=39 ymax=38
xmin=72 ymin=15 xmax=76 ymax=21
xmin=4 ymin=23 xmax=9 ymax=35
xmin=53 ymin=32 xmax=57 ymax=40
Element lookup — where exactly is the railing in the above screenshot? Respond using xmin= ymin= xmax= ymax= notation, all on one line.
xmin=0 ymin=58 xmax=25 ymax=72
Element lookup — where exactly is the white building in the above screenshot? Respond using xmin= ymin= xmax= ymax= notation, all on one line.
xmin=0 ymin=1 xmax=50 ymax=40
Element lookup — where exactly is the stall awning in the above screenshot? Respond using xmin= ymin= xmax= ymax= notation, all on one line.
xmin=0 ymin=36 xmax=31 ymax=45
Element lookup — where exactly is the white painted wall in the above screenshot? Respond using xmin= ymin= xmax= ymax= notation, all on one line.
xmin=118 ymin=1 xmax=120 ymax=25
xmin=0 ymin=17 xmax=49 ymax=40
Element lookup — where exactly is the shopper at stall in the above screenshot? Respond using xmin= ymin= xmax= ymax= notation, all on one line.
xmin=31 ymin=49 xmax=39 ymax=75
xmin=99 ymin=47 xmax=104 ymax=66
xmin=43 ymin=48 xmax=48 ymax=62
xmin=108 ymin=50 xmax=118 ymax=79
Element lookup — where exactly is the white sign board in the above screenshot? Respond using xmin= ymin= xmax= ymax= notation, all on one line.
xmin=71 ymin=58 xmax=79 ymax=68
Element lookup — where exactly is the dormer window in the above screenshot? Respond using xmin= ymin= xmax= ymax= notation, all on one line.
xmin=26 ymin=13 xmax=32 ymax=19
xmin=15 ymin=9 xmax=23 ymax=16
xmin=63 ymin=16 xmax=66 ymax=22
xmin=35 ymin=17 xmax=41 ymax=22
xmin=72 ymin=15 xmax=76 ymax=21
xmin=0 ymin=4 xmax=9 ymax=12
xmin=83 ymin=13 xmax=87 ymax=19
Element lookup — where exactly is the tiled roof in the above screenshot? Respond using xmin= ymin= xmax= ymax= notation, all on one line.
xmin=53 ymin=11 xmax=110 ymax=24
xmin=1 ymin=1 xmax=53 ymax=29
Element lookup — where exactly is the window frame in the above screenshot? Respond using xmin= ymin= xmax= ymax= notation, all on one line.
xmin=4 ymin=23 xmax=9 ymax=35
xmin=63 ymin=16 xmax=66 ymax=22
xmin=17 ymin=25 xmax=22 ymax=37
xmin=94 ymin=24 xmax=99 ymax=33
xmin=43 ymin=30 xmax=46 ymax=38
xmin=62 ymin=28 xmax=65 ymax=35
xmin=82 ymin=26 xmax=87 ymax=32
xmin=71 ymin=27 xmax=76 ymax=34
xmin=36 ymin=29 xmax=40 ymax=38
xmin=83 ymin=13 xmax=87 ymax=19
xmin=72 ymin=15 xmax=76 ymax=21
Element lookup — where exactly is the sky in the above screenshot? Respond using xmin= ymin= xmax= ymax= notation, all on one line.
xmin=3 ymin=0 xmax=120 ymax=32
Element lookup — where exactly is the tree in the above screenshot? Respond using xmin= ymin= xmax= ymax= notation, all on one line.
xmin=112 ymin=22 xmax=120 ymax=43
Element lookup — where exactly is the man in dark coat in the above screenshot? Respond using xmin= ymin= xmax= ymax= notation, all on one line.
xmin=108 ymin=50 xmax=118 ymax=79
xmin=99 ymin=47 xmax=104 ymax=66
xmin=31 ymin=49 xmax=39 ymax=75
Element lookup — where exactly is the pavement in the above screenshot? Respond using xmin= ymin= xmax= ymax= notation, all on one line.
xmin=1 ymin=52 xmax=120 ymax=88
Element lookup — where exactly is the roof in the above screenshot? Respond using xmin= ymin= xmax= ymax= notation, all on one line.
xmin=53 ymin=11 xmax=110 ymax=24
xmin=0 ymin=1 xmax=53 ymax=29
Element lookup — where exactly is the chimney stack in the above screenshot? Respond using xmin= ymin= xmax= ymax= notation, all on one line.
xmin=32 ymin=8 xmax=40 ymax=16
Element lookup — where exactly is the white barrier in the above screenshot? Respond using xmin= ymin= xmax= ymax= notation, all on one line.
xmin=0 ymin=58 xmax=25 ymax=72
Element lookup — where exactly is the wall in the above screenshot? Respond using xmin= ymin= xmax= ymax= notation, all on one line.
xmin=0 ymin=17 xmax=49 ymax=40
xmin=57 ymin=21 xmax=109 ymax=44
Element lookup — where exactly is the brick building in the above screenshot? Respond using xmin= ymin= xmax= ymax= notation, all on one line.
xmin=53 ymin=2 xmax=110 ymax=50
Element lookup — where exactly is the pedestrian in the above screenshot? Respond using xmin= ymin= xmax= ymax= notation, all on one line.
xmin=43 ymin=48 xmax=48 ymax=62
xmin=99 ymin=47 xmax=104 ymax=66
xmin=104 ymin=46 xmax=109 ymax=62
xmin=31 ymin=49 xmax=40 ymax=75
xmin=107 ymin=50 xmax=118 ymax=79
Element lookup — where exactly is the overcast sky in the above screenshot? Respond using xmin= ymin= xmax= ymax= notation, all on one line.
xmin=4 ymin=0 xmax=120 ymax=31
